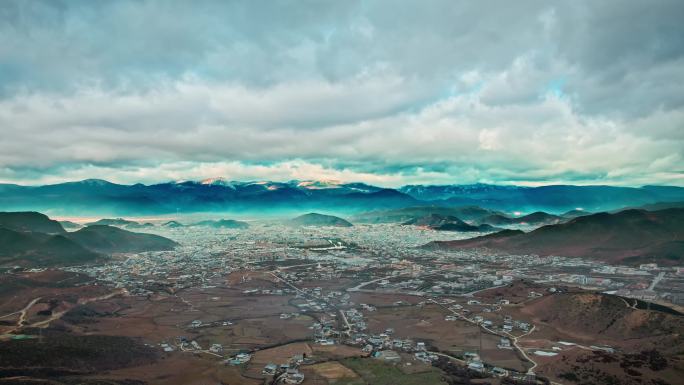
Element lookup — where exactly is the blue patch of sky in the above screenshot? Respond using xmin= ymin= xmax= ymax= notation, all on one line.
xmin=544 ymin=77 xmax=566 ymax=98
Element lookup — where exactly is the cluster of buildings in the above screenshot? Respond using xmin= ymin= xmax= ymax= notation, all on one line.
xmin=64 ymin=222 xmax=682 ymax=308
xmin=54 ymin=220 xmax=683 ymax=385
xmin=261 ymin=355 xmax=306 ymax=384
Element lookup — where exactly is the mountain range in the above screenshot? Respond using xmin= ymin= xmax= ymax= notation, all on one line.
xmin=1 ymin=179 xmax=683 ymax=215
xmin=399 ymin=184 xmax=684 ymax=212
xmin=425 ymin=208 xmax=684 ymax=265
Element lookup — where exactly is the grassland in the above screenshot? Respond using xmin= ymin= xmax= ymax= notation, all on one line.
xmin=337 ymin=357 xmax=447 ymax=385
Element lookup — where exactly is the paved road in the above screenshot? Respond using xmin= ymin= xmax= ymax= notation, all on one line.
xmin=462 ymin=284 xmax=508 ymax=297
xmin=426 ymin=297 xmax=540 ymax=375
xmin=648 ymin=272 xmax=665 ymax=291
xmin=347 ymin=274 xmax=405 ymax=292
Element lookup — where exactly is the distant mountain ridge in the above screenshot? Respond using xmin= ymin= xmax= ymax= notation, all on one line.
xmin=400 ymin=183 xmax=684 ymax=213
xmin=0 ymin=179 xmax=415 ymax=215
xmin=0 ymin=179 xmax=683 ymax=215
xmin=194 ymin=219 xmax=250 ymax=229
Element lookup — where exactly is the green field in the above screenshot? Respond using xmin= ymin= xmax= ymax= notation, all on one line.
xmin=336 ymin=357 xmax=447 ymax=385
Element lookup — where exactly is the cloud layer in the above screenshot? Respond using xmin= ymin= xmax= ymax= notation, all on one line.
xmin=1 ymin=0 xmax=682 ymax=186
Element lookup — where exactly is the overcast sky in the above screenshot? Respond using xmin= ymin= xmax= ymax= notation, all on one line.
xmin=1 ymin=0 xmax=682 ymax=187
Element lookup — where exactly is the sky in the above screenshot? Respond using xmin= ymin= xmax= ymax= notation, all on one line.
xmin=0 ymin=0 xmax=683 ymax=187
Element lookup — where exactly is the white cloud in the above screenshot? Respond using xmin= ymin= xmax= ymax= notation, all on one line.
xmin=0 ymin=72 xmax=681 ymax=186
xmin=0 ymin=1 xmax=682 ymax=186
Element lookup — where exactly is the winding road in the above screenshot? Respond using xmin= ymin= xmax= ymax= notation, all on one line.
xmin=426 ymin=297 xmax=540 ymax=375
xmin=3 ymin=289 xmax=127 ymax=335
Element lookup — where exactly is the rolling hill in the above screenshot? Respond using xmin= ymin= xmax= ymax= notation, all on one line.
xmin=85 ymin=218 xmax=138 ymax=227
xmin=425 ymin=208 xmax=684 ymax=265
xmin=193 ymin=219 xmax=250 ymax=229
xmin=478 ymin=211 xmax=562 ymax=226
xmin=288 ymin=213 xmax=353 ymax=227
xmin=0 ymin=227 xmax=100 ymax=267
xmin=0 ymin=212 xmax=178 ymax=267
xmin=66 ymin=225 xmax=178 ymax=254
xmin=521 ymin=292 xmax=684 ymax=351
xmin=59 ymin=220 xmax=83 ymax=230
xmin=560 ymin=209 xmax=592 ymax=219
xmin=162 ymin=220 xmax=184 ymax=228
xmin=0 ymin=212 xmax=66 ymax=234
xmin=352 ymin=206 xmax=501 ymax=223
xmin=403 ymin=214 xmax=497 ymax=232
xmin=85 ymin=218 xmax=154 ymax=229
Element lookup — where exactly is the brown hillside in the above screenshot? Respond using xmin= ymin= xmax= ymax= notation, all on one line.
xmin=426 ymin=208 xmax=684 ymax=265
xmin=521 ymin=292 xmax=684 ymax=353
